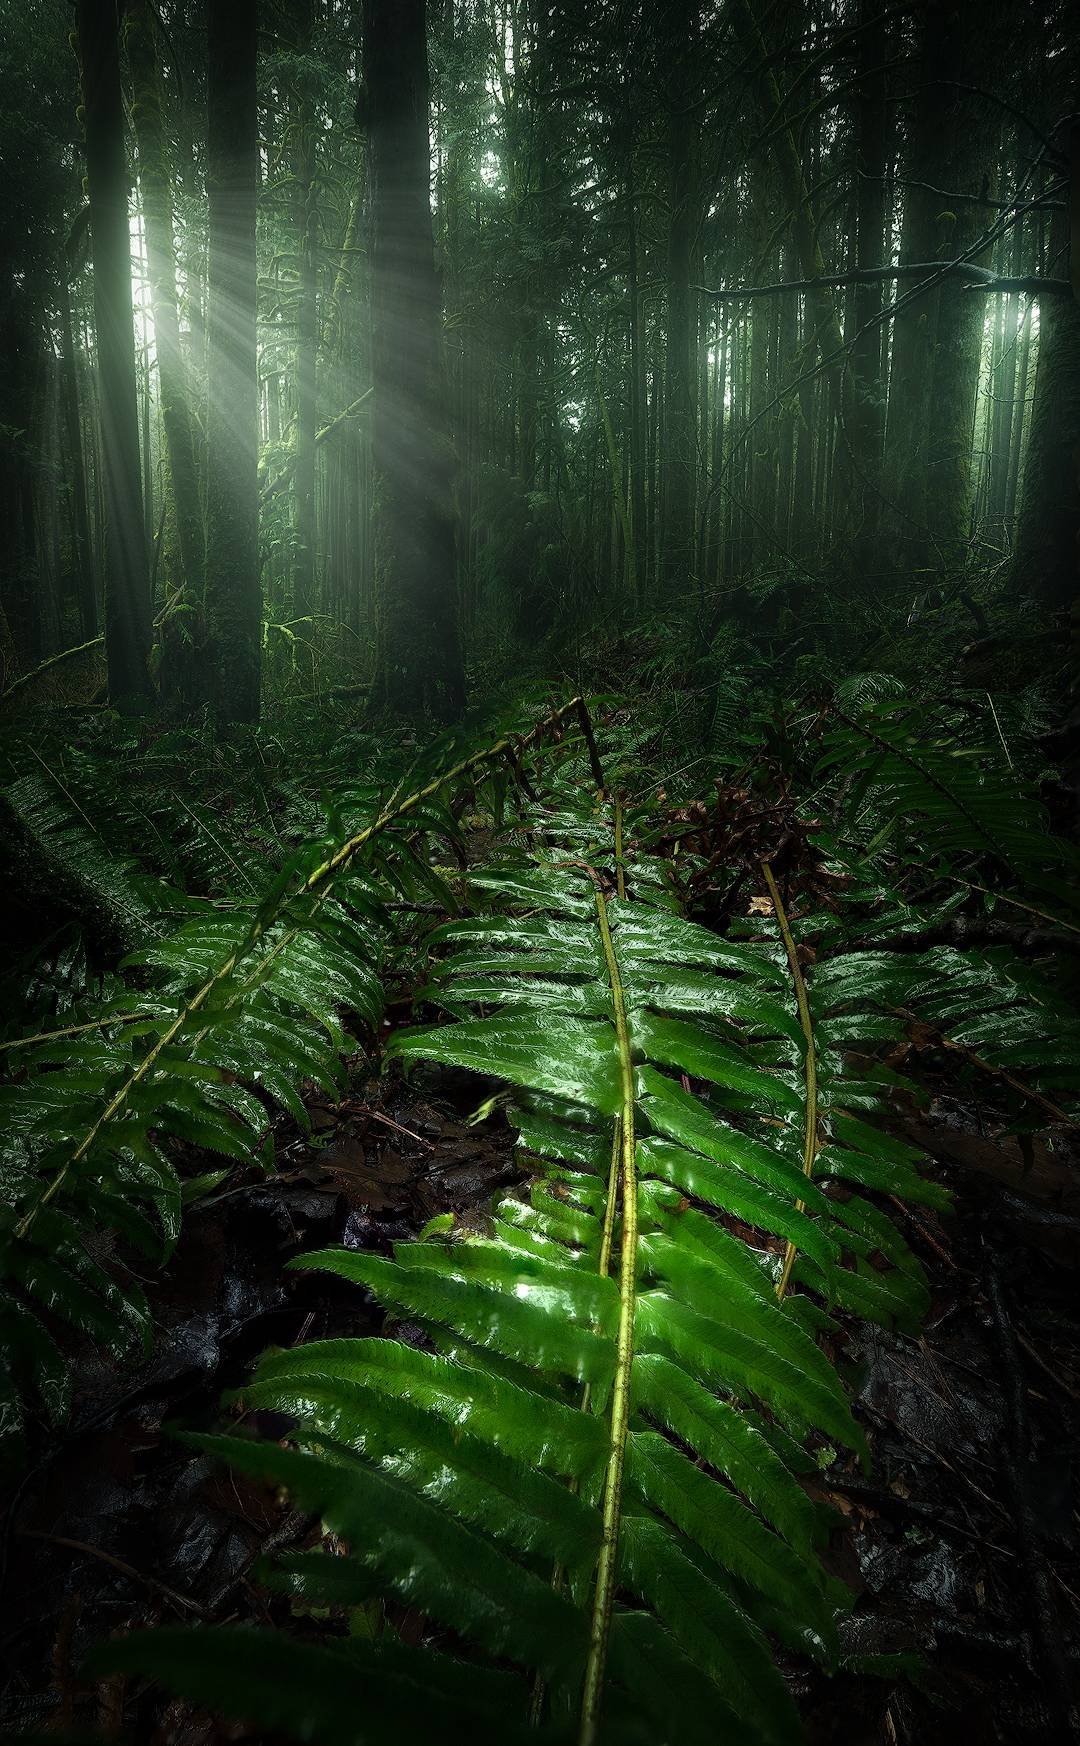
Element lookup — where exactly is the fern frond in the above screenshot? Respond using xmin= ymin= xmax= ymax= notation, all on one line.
xmin=2 ymin=771 xmax=179 ymax=948
xmin=818 ymin=696 xmax=1078 ymax=907
xmin=102 ymin=770 xmax=948 ymax=1742
xmin=0 ymin=700 xmax=590 ymax=1473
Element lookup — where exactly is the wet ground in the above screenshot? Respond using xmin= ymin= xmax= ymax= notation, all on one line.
xmin=807 ymin=1100 xmax=1080 ymax=1742
xmin=1 ymin=1067 xmax=1078 ymax=1742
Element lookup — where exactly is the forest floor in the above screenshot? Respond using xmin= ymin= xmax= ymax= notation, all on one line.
xmin=1 ymin=1049 xmax=1077 ymax=1743
xmin=1 ymin=685 xmax=1078 ymax=1742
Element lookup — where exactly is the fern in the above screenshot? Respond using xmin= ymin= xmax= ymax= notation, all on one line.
xmin=93 ymin=777 xmax=948 ymax=1743
xmin=0 ymin=701 xmax=586 ymax=1475
xmin=1 ymin=770 xmax=181 ymax=948
xmin=2 ymin=720 xmax=395 ymax=919
xmin=818 ymin=695 xmax=1079 ymax=913
xmin=18 ymin=697 xmax=1071 ymax=1739
xmin=4 ymin=731 xmax=287 ymax=908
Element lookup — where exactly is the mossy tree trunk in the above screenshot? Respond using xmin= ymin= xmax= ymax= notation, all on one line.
xmin=77 ymin=0 xmax=152 ymax=703
xmin=847 ymin=0 xmax=888 ymax=562
xmin=0 ymin=298 xmax=44 ymax=670
xmin=745 ymin=160 xmax=773 ymax=573
xmin=366 ymin=0 xmax=464 ymax=719
xmin=204 ymin=0 xmax=261 ymax=724
xmin=626 ymin=164 xmax=646 ymax=604
xmin=880 ymin=30 xmax=938 ymax=559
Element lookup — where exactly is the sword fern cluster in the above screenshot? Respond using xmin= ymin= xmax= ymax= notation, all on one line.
xmin=100 ymin=781 xmax=948 ymax=1744
xmin=0 ymin=704 xmax=585 ymax=1474
xmin=8 ymin=691 xmax=1075 ymax=1743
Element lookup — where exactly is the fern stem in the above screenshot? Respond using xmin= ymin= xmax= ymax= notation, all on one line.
xmin=949 ymin=878 xmax=1080 ymax=937
xmin=832 ymin=703 xmax=1014 ymax=873
xmin=575 ymin=698 xmax=607 ymax=793
xmin=531 ymin=1118 xmax=622 ymax=1729
xmin=984 ymin=691 xmax=1014 ymax=769
xmin=895 ymin=1005 xmax=1079 ymax=1132
xmin=579 ymin=891 xmax=638 ymax=1746
xmin=14 ymin=698 xmax=591 ymax=1244
xmin=0 ymin=633 xmax=104 ymax=703
xmin=761 ymin=862 xmax=818 ymax=1303
xmin=0 ymin=1011 xmax=153 ymax=1052
xmin=168 ymin=791 xmax=260 ymax=894
xmin=597 ymin=1116 xmax=621 ymax=1282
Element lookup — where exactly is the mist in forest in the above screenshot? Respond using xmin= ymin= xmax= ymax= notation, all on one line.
xmin=1 ymin=5 xmax=1078 ymax=1744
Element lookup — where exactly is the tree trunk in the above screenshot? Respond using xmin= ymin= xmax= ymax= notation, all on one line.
xmin=626 ymin=172 xmax=646 ymax=604
xmin=366 ymin=0 xmax=464 ymax=719
xmin=77 ymin=0 xmax=152 ymax=702
xmin=775 ymin=245 xmax=798 ymax=552
xmin=0 ymin=300 xmax=44 ymax=671
xmin=58 ymin=273 xmax=97 ymax=638
xmin=125 ymin=0 xmax=205 ymax=606
xmin=731 ymin=7 xmax=843 ymax=429
xmin=881 ymin=56 xmax=938 ymax=556
xmin=660 ymin=0 xmax=697 ymax=594
xmin=848 ymin=0 xmax=888 ymax=560
xmin=920 ymin=23 xmax=988 ymax=571
xmin=204 ymin=0 xmax=261 ymax=724
xmin=747 ymin=248 xmax=770 ymax=569
xmin=1013 ymin=214 xmax=1080 ymax=615
xmin=1004 ymin=298 xmax=1034 ymax=530
xmin=291 ymin=0 xmax=318 ymax=657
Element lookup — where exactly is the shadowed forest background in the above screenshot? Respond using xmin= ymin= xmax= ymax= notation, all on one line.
xmin=1 ymin=2 xmax=1080 ymax=1743
xmin=3 ymin=0 xmax=1077 ymax=716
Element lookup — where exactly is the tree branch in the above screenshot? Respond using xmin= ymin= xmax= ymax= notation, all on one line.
xmin=259 ymin=389 xmax=372 ymax=505
xmin=855 ymin=169 xmax=1066 ymax=215
xmin=697 ymin=262 xmax=1071 ymax=301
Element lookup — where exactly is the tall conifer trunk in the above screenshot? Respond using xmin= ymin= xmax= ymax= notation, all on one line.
xmin=125 ymin=0 xmax=204 ymax=606
xmin=366 ymin=0 xmax=464 ymax=719
xmin=848 ymin=0 xmax=888 ymax=560
xmin=1013 ymin=204 xmax=1080 ymax=616
xmin=58 ymin=272 xmax=97 ymax=638
xmin=660 ymin=0 xmax=697 ymax=594
xmin=291 ymin=0 xmax=318 ymax=657
xmin=920 ymin=6 xmax=987 ymax=571
xmin=204 ymin=0 xmax=260 ymax=723
xmin=881 ymin=26 xmax=938 ymax=557
xmin=77 ymin=0 xmax=152 ymax=701
xmin=730 ymin=0 xmax=862 ymax=549
xmin=626 ymin=171 xmax=646 ymax=603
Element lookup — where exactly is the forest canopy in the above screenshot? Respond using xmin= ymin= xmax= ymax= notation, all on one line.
xmin=1 ymin=2 xmax=1079 ymax=1744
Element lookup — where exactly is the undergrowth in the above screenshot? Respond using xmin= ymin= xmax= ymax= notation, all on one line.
xmin=0 ymin=680 xmax=1076 ymax=1743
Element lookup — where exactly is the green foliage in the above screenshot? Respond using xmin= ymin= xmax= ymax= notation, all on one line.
xmin=1 ymin=769 xmax=178 ymax=949
xmin=92 ymin=765 xmax=954 ymax=1744
xmin=0 ymin=873 xmax=384 ymax=1475
xmin=0 ymin=702 xmax=583 ymax=1478
xmin=818 ymin=693 xmax=1078 ymax=911
xmin=3 ymin=692 xmax=1075 ymax=1742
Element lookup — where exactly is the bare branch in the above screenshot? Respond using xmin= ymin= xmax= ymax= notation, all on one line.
xmin=696 ymin=262 xmax=1070 ymax=302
